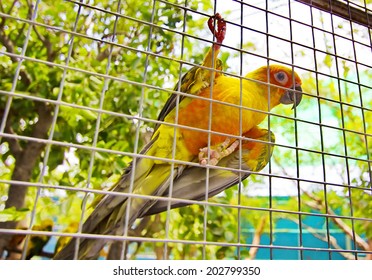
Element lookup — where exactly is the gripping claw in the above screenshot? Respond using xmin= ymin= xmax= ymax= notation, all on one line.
xmin=208 ymin=13 xmax=226 ymax=45
xmin=199 ymin=138 xmax=239 ymax=166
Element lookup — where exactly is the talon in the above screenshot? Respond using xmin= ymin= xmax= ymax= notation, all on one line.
xmin=208 ymin=13 xmax=226 ymax=46
xmin=222 ymin=139 xmax=239 ymax=157
xmin=198 ymin=138 xmax=239 ymax=166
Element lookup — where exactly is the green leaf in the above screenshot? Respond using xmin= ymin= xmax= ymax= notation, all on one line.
xmin=0 ymin=207 xmax=29 ymax=222
xmin=323 ymin=54 xmax=333 ymax=68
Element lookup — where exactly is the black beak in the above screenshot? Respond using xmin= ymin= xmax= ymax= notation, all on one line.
xmin=280 ymin=85 xmax=303 ymax=109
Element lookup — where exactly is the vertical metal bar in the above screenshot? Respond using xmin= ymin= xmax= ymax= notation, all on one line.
xmin=288 ymin=0 xmax=303 ymax=260
xmin=0 ymin=0 xmax=41 ymax=138
xmin=328 ymin=0 xmax=357 ymax=260
xmin=362 ymin=0 xmax=372 ymax=194
xmin=345 ymin=0 xmax=370 ymax=259
xmin=366 ymin=0 xmax=372 ymax=69
xmin=201 ymin=0 xmax=219 ymax=259
xmin=350 ymin=0 xmax=372 ymax=185
xmin=163 ymin=0 xmax=190 ymax=260
xmin=40 ymin=0 xmax=84 ymax=260
xmin=75 ymin=0 xmax=123 ymax=260
xmin=309 ymin=6 xmax=332 ymax=260
xmin=236 ymin=0 xmax=244 ymax=260
xmin=264 ymin=0 xmax=274 ymax=261
xmin=121 ymin=0 xmax=158 ymax=260
xmin=21 ymin=0 xmax=82 ymax=260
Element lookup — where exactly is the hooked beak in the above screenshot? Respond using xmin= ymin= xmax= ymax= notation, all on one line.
xmin=280 ymin=85 xmax=303 ymax=109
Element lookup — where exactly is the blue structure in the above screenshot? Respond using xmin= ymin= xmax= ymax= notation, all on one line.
xmin=40 ymin=197 xmax=365 ymax=260
xmin=241 ymin=197 xmax=362 ymax=260
xmin=242 ymin=218 xmax=351 ymax=260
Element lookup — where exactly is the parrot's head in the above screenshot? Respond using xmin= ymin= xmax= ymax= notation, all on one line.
xmin=248 ymin=64 xmax=303 ymax=109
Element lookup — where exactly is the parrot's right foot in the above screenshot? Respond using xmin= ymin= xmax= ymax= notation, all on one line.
xmin=208 ymin=13 xmax=226 ymax=47
xmin=199 ymin=138 xmax=239 ymax=166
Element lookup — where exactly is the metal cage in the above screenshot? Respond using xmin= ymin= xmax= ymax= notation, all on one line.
xmin=0 ymin=0 xmax=371 ymax=260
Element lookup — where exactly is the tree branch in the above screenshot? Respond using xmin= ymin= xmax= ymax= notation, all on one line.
xmin=247 ymin=216 xmax=267 ymax=260
xmin=303 ymin=190 xmax=370 ymax=252
xmin=7 ymin=1 xmax=19 ymax=14
xmin=289 ymin=217 xmax=359 ymax=260
xmin=328 ymin=207 xmax=370 ymax=251
xmin=32 ymin=25 xmax=57 ymax=62
xmin=14 ymin=23 xmax=26 ymax=45
xmin=0 ymin=29 xmax=32 ymax=87
xmin=0 ymin=29 xmax=15 ymax=54
xmin=0 ymin=0 xmax=18 ymax=28
xmin=274 ymin=155 xmax=370 ymax=254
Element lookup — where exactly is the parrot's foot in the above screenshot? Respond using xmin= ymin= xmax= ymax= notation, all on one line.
xmin=199 ymin=138 xmax=239 ymax=166
xmin=208 ymin=13 xmax=226 ymax=47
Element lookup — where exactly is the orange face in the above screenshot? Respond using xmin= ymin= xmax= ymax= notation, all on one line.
xmin=248 ymin=64 xmax=303 ymax=109
xmin=268 ymin=65 xmax=302 ymax=89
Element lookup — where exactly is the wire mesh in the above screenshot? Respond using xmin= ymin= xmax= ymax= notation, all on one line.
xmin=0 ymin=0 xmax=371 ymax=260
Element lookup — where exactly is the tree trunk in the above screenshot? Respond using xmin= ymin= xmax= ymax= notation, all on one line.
xmin=0 ymin=104 xmax=53 ymax=257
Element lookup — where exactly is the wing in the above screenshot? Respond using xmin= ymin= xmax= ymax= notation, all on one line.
xmin=141 ymin=127 xmax=275 ymax=216
xmin=154 ymin=59 xmax=223 ymax=132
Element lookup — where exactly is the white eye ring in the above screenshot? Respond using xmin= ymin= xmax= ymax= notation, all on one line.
xmin=274 ymin=71 xmax=289 ymax=85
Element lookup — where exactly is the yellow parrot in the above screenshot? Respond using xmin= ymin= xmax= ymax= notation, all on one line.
xmin=54 ymin=13 xmax=302 ymax=259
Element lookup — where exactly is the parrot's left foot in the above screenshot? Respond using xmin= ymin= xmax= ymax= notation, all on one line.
xmin=208 ymin=13 xmax=226 ymax=47
xmin=199 ymin=138 xmax=239 ymax=166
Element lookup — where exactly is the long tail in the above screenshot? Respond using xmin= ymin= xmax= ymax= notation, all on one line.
xmin=54 ymin=139 xmax=184 ymax=259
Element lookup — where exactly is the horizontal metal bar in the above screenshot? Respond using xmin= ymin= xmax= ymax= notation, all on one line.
xmin=296 ymin=0 xmax=372 ymax=28
xmin=0 ymin=228 xmax=370 ymax=256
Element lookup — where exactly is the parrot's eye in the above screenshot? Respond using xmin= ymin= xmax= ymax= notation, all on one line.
xmin=274 ymin=71 xmax=288 ymax=85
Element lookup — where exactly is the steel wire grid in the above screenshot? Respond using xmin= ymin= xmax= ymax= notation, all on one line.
xmin=0 ymin=0 xmax=371 ymax=260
